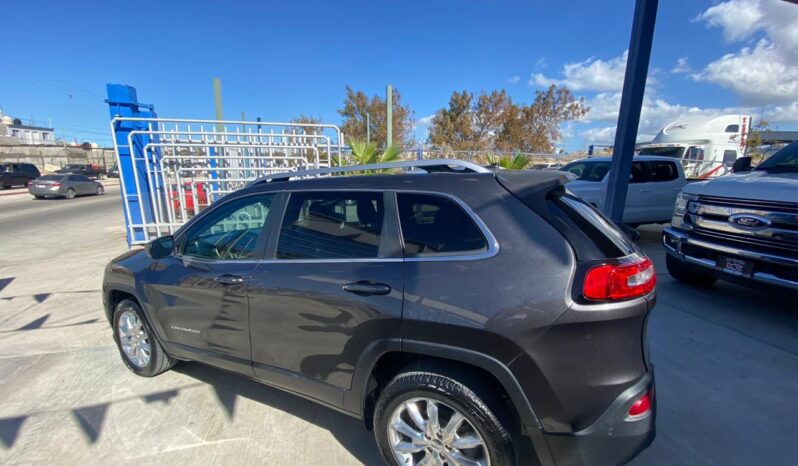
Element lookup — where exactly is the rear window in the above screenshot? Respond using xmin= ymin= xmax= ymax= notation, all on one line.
xmin=560 ymin=161 xmax=610 ymax=182
xmin=397 ymin=193 xmax=488 ymax=257
xmin=546 ymin=190 xmax=636 ymax=260
xmin=39 ymin=175 xmax=64 ymax=181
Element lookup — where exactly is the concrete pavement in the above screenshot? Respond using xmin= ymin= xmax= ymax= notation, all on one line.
xmin=0 ymin=194 xmax=796 ymax=465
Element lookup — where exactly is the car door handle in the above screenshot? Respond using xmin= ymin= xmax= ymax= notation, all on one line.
xmin=214 ymin=274 xmax=245 ymax=285
xmin=343 ymin=281 xmax=391 ymax=296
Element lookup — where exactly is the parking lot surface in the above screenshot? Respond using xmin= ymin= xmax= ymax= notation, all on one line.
xmin=0 ymin=191 xmax=796 ymax=465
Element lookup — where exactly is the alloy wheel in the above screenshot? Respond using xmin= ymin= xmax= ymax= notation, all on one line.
xmin=388 ymin=397 xmax=490 ymax=466
xmin=117 ymin=310 xmax=151 ymax=368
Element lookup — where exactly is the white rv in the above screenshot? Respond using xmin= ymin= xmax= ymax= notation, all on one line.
xmin=637 ymin=114 xmax=750 ymax=179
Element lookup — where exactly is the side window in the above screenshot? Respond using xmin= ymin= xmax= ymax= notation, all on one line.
xmin=68 ymin=175 xmax=82 ymax=182
xmin=723 ymin=150 xmax=738 ymax=166
xmin=397 ymin=193 xmax=488 ymax=257
xmin=182 ymin=194 xmax=276 ymax=260
xmin=630 ymin=162 xmax=647 ymax=183
xmin=277 ymin=191 xmax=385 ymax=259
xmin=725 ymin=124 xmax=739 ymax=133
xmin=649 ymin=161 xmax=678 ymax=182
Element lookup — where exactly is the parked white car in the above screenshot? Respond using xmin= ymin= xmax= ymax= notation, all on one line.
xmin=560 ymin=155 xmax=687 ymax=225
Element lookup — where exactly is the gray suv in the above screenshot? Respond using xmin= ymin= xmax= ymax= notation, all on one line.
xmin=102 ymin=160 xmax=656 ymax=466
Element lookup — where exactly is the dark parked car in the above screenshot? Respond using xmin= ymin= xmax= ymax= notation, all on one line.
xmin=103 ymin=160 xmax=656 ymax=466
xmin=55 ymin=163 xmax=106 ymax=179
xmin=0 ymin=162 xmax=41 ymax=188
xmin=107 ymin=165 xmax=119 ymax=178
xmin=29 ymin=174 xmax=104 ymax=199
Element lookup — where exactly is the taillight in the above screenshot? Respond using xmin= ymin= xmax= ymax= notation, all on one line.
xmin=52 ymin=183 xmax=61 ymax=187
xmin=584 ymin=255 xmax=656 ymax=301
xmin=628 ymin=391 xmax=652 ymax=417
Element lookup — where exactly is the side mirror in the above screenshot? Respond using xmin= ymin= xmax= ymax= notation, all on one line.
xmin=145 ymin=235 xmax=174 ymax=259
xmin=732 ymin=156 xmax=752 ymax=173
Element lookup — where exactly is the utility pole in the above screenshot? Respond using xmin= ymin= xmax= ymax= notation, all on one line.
xmin=213 ymin=78 xmax=224 ymax=133
xmin=386 ymin=84 xmax=393 ymax=147
xmin=366 ymin=112 xmax=371 ymax=144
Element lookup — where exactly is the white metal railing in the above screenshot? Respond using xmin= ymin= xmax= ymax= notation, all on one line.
xmin=109 ymin=117 xmax=344 ymax=244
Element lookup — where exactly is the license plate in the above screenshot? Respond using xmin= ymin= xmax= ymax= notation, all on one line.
xmin=36 ymin=184 xmax=46 ymax=188
xmin=716 ymin=255 xmax=754 ymax=277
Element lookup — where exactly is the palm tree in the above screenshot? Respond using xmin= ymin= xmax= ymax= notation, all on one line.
xmin=348 ymin=138 xmax=402 ymax=165
xmin=485 ymin=153 xmax=531 ymax=170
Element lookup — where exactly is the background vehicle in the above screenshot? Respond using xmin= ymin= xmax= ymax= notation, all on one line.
xmin=107 ymin=165 xmax=120 ymax=178
xmin=637 ymin=114 xmax=749 ymax=179
xmin=664 ymin=140 xmax=798 ymax=291
xmin=103 ymin=160 xmax=656 ymax=466
xmin=169 ymin=182 xmax=208 ymax=217
xmin=29 ymin=174 xmax=104 ymax=199
xmin=1 ymin=162 xmax=41 ymax=189
xmin=56 ymin=163 xmax=106 ymax=179
xmin=561 ymin=155 xmax=686 ymax=225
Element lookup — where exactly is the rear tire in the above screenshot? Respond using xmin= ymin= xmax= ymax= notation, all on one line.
xmin=374 ymin=370 xmax=515 ymax=466
xmin=666 ymin=254 xmax=717 ymax=287
xmin=33 ymin=195 xmax=44 ymax=200
xmin=65 ymin=188 xmax=76 ymax=199
xmin=112 ymin=299 xmax=176 ymax=377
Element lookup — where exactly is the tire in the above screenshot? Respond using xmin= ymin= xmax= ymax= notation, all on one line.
xmin=666 ymin=254 xmax=717 ymax=287
xmin=65 ymin=188 xmax=76 ymax=199
xmin=96 ymin=185 xmax=104 ymax=196
xmin=112 ymin=299 xmax=176 ymax=377
xmin=374 ymin=370 xmax=514 ymax=466
xmin=34 ymin=195 xmax=44 ymax=200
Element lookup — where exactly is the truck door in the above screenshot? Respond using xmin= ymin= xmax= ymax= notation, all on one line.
xmin=621 ymin=161 xmax=650 ymax=224
xmin=647 ymin=160 xmax=683 ymax=222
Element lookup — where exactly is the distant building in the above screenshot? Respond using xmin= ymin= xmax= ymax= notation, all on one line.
xmin=0 ymin=114 xmax=57 ymax=145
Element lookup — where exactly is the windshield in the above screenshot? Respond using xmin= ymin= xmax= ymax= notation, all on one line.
xmin=560 ymin=161 xmax=611 ymax=181
xmin=63 ymin=164 xmax=83 ymax=169
xmin=756 ymin=140 xmax=798 ymax=172
xmin=638 ymin=146 xmax=685 ymax=158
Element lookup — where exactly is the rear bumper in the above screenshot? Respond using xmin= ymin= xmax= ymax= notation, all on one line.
xmin=663 ymin=227 xmax=798 ymax=291
xmin=537 ymin=373 xmax=655 ymax=466
xmin=28 ymin=187 xmax=64 ymax=197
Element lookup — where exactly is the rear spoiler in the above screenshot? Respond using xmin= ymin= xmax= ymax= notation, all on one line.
xmin=495 ymin=170 xmax=576 ymax=218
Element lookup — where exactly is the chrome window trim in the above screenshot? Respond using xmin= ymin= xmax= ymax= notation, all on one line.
xmin=264 ymin=188 xmax=499 ymax=264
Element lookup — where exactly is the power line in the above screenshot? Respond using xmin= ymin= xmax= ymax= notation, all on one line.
xmin=0 ymin=64 xmax=106 ymax=106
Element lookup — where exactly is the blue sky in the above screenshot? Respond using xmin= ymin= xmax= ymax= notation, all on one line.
xmin=1 ymin=0 xmax=796 ymax=151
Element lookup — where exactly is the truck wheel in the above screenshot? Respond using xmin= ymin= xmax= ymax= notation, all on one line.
xmin=374 ymin=370 xmax=514 ymax=466
xmin=112 ymin=299 xmax=176 ymax=377
xmin=666 ymin=254 xmax=717 ymax=287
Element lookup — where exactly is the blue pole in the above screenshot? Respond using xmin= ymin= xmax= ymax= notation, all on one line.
xmin=106 ymin=84 xmax=157 ymax=246
xmin=603 ymin=0 xmax=658 ymax=223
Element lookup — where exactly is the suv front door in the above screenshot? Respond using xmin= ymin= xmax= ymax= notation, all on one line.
xmin=144 ymin=193 xmax=278 ymax=375
xmin=247 ymin=190 xmax=403 ymax=405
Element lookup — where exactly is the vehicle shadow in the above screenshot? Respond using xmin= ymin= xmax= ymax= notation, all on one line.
xmin=173 ymin=362 xmax=383 ymax=465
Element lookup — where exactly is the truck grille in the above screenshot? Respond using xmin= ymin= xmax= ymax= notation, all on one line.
xmin=686 ymin=195 xmax=798 ymax=259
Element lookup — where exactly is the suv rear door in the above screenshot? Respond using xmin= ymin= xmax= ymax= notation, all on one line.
xmin=247 ymin=190 xmax=403 ymax=404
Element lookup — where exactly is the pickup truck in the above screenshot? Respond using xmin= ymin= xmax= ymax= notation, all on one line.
xmin=56 ymin=163 xmax=106 ymax=179
xmin=560 ymin=155 xmax=686 ymax=225
xmin=663 ymin=140 xmax=798 ymax=291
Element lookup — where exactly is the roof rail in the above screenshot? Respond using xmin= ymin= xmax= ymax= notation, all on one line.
xmin=250 ymin=159 xmax=491 ymax=185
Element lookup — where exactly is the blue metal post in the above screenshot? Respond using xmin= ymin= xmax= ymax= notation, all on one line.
xmin=604 ymin=0 xmax=658 ymax=223
xmin=106 ymin=84 xmax=157 ymax=246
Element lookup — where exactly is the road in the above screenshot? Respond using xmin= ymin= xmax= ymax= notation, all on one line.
xmin=0 ymin=190 xmax=796 ymax=465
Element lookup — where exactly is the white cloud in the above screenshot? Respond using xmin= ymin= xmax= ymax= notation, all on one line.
xmin=530 ymin=51 xmax=629 ymax=92
xmin=671 ymin=57 xmax=691 ymax=74
xmin=578 ymin=91 xmax=798 ymax=144
xmin=535 ymin=57 xmax=548 ymax=69
xmin=693 ymin=0 xmax=798 ymax=104
xmin=506 ymin=76 xmax=521 ymax=85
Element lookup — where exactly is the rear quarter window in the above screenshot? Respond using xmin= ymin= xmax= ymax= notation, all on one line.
xmin=397 ymin=193 xmax=488 ymax=257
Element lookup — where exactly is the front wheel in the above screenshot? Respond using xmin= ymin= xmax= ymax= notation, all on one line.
xmin=374 ymin=370 xmax=514 ymax=466
xmin=96 ymin=185 xmax=104 ymax=196
xmin=112 ymin=299 xmax=175 ymax=377
xmin=666 ymin=254 xmax=717 ymax=287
